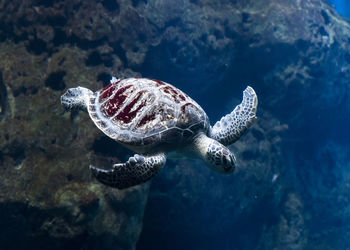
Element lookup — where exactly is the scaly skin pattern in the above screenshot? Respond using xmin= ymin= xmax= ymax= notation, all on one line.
xmin=210 ymin=86 xmax=258 ymax=146
xmin=193 ymin=132 xmax=236 ymax=174
xmin=206 ymin=140 xmax=236 ymax=173
xmin=90 ymin=153 xmax=166 ymax=189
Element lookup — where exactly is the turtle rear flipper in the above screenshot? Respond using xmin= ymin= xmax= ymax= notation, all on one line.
xmin=90 ymin=153 xmax=166 ymax=189
xmin=210 ymin=86 xmax=258 ymax=146
xmin=61 ymin=86 xmax=93 ymax=110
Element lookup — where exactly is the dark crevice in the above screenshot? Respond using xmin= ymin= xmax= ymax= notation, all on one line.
xmin=101 ymin=0 xmax=120 ymax=12
xmin=45 ymin=71 xmax=66 ymax=91
xmin=47 ymin=15 xmax=67 ymax=27
xmin=132 ymin=0 xmax=139 ymax=7
xmin=163 ymin=18 xmax=182 ymax=31
xmin=242 ymin=12 xmax=250 ymax=23
xmin=321 ymin=10 xmax=330 ymax=25
xmin=224 ymin=24 xmax=239 ymax=39
xmin=13 ymin=86 xmax=39 ymax=97
xmin=132 ymin=0 xmax=147 ymax=7
xmin=33 ymin=0 xmax=64 ymax=7
xmin=85 ymin=51 xmax=114 ymax=67
xmin=214 ymin=29 xmax=224 ymax=39
xmin=111 ymin=42 xmax=128 ymax=66
xmin=1 ymin=18 xmax=107 ymax=53
xmin=53 ymin=29 xmax=67 ymax=46
xmin=97 ymin=72 xmax=112 ymax=86
xmin=0 ymin=72 xmax=8 ymax=122
xmin=0 ymin=151 xmax=3 ymax=165
xmin=69 ymin=35 xmax=108 ymax=51
xmin=18 ymin=16 xmax=32 ymax=28
xmin=5 ymin=140 xmax=26 ymax=167
xmin=318 ymin=26 xmax=328 ymax=36
xmin=86 ymin=51 xmax=103 ymax=66
xmin=26 ymin=38 xmax=47 ymax=55
xmin=66 ymin=173 xmax=73 ymax=181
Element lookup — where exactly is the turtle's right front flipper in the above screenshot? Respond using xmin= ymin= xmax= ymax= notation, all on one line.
xmin=210 ymin=86 xmax=258 ymax=146
xmin=90 ymin=153 xmax=166 ymax=189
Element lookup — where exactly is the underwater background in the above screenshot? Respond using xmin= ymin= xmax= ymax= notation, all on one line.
xmin=0 ymin=0 xmax=349 ymax=249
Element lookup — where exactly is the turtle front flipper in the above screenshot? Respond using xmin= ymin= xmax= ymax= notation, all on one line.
xmin=210 ymin=86 xmax=258 ymax=146
xmin=90 ymin=153 xmax=166 ymax=189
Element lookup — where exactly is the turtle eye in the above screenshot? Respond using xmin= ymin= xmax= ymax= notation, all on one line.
xmin=229 ymin=154 xmax=237 ymax=167
xmin=222 ymin=155 xmax=227 ymax=165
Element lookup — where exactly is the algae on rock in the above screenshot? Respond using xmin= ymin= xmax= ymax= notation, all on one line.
xmin=0 ymin=42 xmax=148 ymax=250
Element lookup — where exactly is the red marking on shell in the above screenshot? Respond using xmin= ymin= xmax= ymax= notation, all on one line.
xmin=99 ymin=85 xmax=116 ymax=102
xmin=114 ymin=91 xmax=147 ymax=124
xmin=181 ymin=103 xmax=198 ymax=112
xmin=102 ymin=85 xmax=133 ymax=117
xmin=160 ymin=86 xmax=184 ymax=103
xmin=137 ymin=112 xmax=156 ymax=127
xmin=136 ymin=106 xmax=168 ymax=128
xmin=152 ymin=79 xmax=165 ymax=86
xmin=99 ymin=80 xmax=121 ymax=102
xmin=179 ymin=94 xmax=186 ymax=101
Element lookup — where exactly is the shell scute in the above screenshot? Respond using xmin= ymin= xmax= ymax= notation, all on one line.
xmin=89 ymin=78 xmax=209 ymax=147
xmin=160 ymin=128 xmax=183 ymax=144
xmin=113 ymin=90 xmax=147 ymax=124
xmin=101 ymin=85 xmax=134 ymax=117
xmin=99 ymin=80 xmax=121 ymax=101
xmin=160 ymin=85 xmax=184 ymax=103
xmin=142 ymin=134 xmax=160 ymax=146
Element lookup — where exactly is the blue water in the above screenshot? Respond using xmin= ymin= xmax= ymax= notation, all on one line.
xmin=329 ymin=0 xmax=350 ymax=18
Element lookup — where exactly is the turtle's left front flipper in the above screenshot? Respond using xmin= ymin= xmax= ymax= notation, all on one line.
xmin=210 ymin=86 xmax=258 ymax=146
xmin=90 ymin=153 xmax=166 ymax=189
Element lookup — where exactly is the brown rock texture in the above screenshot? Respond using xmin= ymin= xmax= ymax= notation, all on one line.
xmin=0 ymin=32 xmax=147 ymax=250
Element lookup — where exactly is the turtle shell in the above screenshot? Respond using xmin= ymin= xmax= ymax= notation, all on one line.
xmin=87 ymin=78 xmax=209 ymax=149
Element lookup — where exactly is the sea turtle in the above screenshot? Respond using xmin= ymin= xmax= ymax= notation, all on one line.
xmin=61 ymin=77 xmax=258 ymax=189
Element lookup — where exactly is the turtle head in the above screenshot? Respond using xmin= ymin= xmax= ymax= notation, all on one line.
xmin=61 ymin=86 xmax=93 ymax=110
xmin=193 ymin=133 xmax=236 ymax=174
xmin=205 ymin=140 xmax=237 ymax=173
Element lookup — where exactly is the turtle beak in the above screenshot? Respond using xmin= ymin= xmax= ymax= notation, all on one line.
xmin=223 ymin=153 xmax=236 ymax=173
xmin=229 ymin=154 xmax=237 ymax=169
